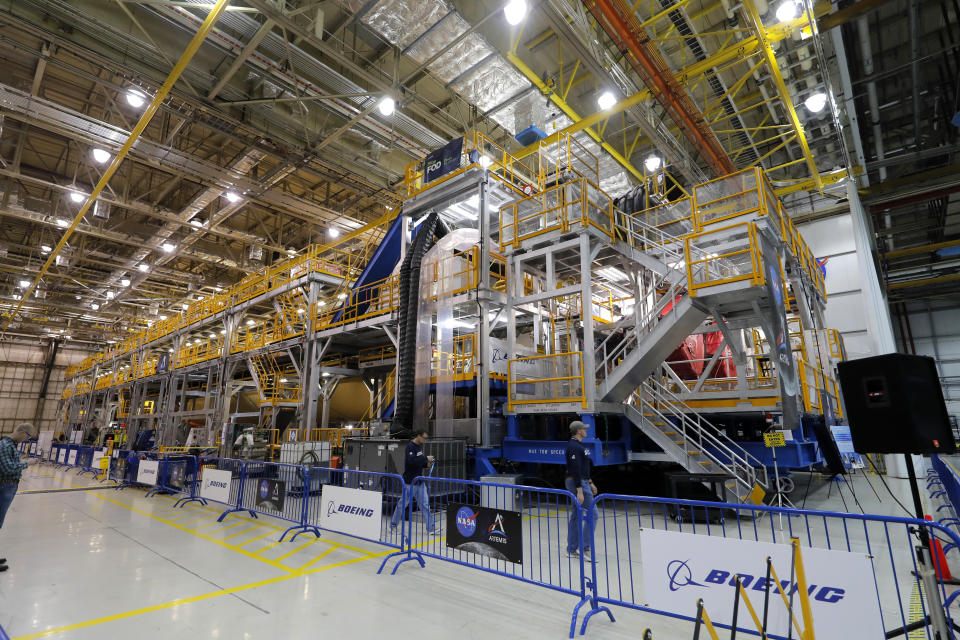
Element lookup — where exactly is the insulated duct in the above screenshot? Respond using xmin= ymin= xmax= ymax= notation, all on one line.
xmin=393 ymin=211 xmax=448 ymax=433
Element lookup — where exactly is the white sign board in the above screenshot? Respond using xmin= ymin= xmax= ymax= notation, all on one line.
xmin=67 ymin=450 xmax=78 ymax=466
xmin=69 ymin=430 xmax=82 ymax=444
xmin=639 ymin=529 xmax=883 ymax=639
xmin=319 ymin=484 xmax=383 ymax=541
xmin=58 ymin=449 xmax=66 ymax=464
xmin=29 ymin=442 xmax=37 ymax=455
xmin=200 ymin=468 xmax=233 ymax=503
xmin=137 ymin=460 xmax=159 ymax=486
xmin=92 ymin=451 xmax=104 ymax=471
xmin=38 ymin=430 xmax=53 ymax=458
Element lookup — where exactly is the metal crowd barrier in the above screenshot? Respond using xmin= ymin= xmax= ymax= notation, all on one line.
xmin=197 ymin=457 xmax=247 ymax=520
xmin=74 ymin=445 xmax=96 ymax=477
xmin=380 ymin=476 xmax=613 ymax=637
xmin=930 ymin=456 xmax=960 ymax=539
xmin=297 ymin=466 xmax=406 ymax=552
xmin=582 ymin=493 xmax=960 ymax=638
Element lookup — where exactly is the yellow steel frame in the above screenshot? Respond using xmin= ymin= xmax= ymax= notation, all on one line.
xmin=506 ymin=351 xmax=587 ymax=411
xmin=685 ymin=222 xmax=765 ymax=295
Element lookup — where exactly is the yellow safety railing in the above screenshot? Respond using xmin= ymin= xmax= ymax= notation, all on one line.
xmin=499 ymin=175 xmax=614 ymax=251
xmin=177 ymin=337 xmax=224 ymax=368
xmin=686 ymin=222 xmax=765 ymax=295
xmin=314 ymin=274 xmax=400 ymax=331
xmin=250 ymin=354 xmax=300 ymax=405
xmin=357 ymin=368 xmax=396 ymax=430
xmin=538 ymin=132 xmax=599 ymax=186
xmin=403 ymin=131 xmax=540 ymax=198
xmin=621 ymin=196 xmax=695 ymax=244
xmin=358 ymin=344 xmax=397 ymax=364
xmin=507 ymin=351 xmax=586 ymax=411
xmin=309 ymin=427 xmax=370 ymax=449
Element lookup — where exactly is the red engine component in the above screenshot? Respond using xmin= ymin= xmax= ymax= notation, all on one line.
xmin=660 ymin=295 xmax=704 ymax=379
xmin=703 ymin=330 xmax=736 ymax=378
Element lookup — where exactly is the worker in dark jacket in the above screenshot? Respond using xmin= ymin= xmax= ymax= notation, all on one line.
xmin=390 ymin=429 xmax=438 ymax=534
xmin=565 ymin=421 xmax=599 ymax=557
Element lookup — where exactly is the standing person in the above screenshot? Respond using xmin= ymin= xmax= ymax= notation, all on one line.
xmin=565 ymin=421 xmax=599 ymax=557
xmin=390 ymin=429 xmax=438 ymax=535
xmin=1 ymin=423 xmax=36 ymax=572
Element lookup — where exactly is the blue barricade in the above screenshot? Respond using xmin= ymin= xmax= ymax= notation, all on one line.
xmin=583 ymin=492 xmax=960 ymax=639
xmin=380 ymin=476 xmax=610 ymax=637
xmin=196 ymin=457 xmax=246 ymax=520
xmin=237 ymin=461 xmax=308 ymax=538
xmin=296 ymin=466 xmax=406 ymax=552
xmin=74 ymin=446 xmax=97 ymax=476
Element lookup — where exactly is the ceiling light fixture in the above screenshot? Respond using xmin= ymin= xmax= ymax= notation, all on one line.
xmin=19 ymin=280 xmax=30 ymax=288
xmin=377 ymin=96 xmax=395 ymax=117
xmin=138 ymin=264 xmax=149 ymax=272
xmin=159 ymin=315 xmax=168 ymax=320
xmin=644 ymin=154 xmax=662 ymax=172
xmin=120 ymin=278 xmax=130 ymax=287
xmin=246 ymin=319 xmax=255 ymax=326
xmin=56 ymin=218 xmax=70 ymax=228
xmin=126 ymin=89 xmax=146 ymax=108
xmin=224 ymin=191 xmax=241 ymax=203
xmin=479 ymin=154 xmax=493 ymax=169
xmin=597 ymin=91 xmax=617 ymax=111
xmin=775 ymin=0 xmax=800 ymax=22
xmin=504 ymin=0 xmax=528 ymax=25
xmin=91 ymin=303 xmax=99 ymax=310
xmin=804 ymin=92 xmax=827 ymax=113
xmin=41 ymin=245 xmax=52 ymax=253
xmin=190 ymin=219 xmax=203 ymax=227
xmin=328 ymin=227 xmax=340 ymax=239
xmin=106 ymin=291 xmax=115 ymax=299
xmin=69 ymin=192 xmax=85 ymax=203
xmin=91 ymin=148 xmax=111 ymax=164
xmin=161 ymin=242 xmax=175 ymax=252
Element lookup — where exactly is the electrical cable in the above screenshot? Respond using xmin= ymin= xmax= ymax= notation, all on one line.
xmin=865 ymin=454 xmax=916 ymax=518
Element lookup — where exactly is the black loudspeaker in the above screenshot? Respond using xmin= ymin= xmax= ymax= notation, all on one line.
xmin=837 ymin=353 xmax=955 ymax=455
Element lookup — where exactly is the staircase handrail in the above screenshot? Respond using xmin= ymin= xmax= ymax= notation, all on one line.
xmin=641 ymin=377 xmax=769 ymax=490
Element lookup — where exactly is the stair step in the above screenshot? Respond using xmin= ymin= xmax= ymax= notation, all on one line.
xmin=699 ymin=461 xmax=713 ymax=466
xmin=725 ymin=482 xmax=737 ymax=489
xmin=673 ymin=440 xmax=685 ymax=446
xmin=651 ymin=421 xmax=666 ymax=426
xmin=687 ymin=450 xmax=702 ymax=456
xmin=663 ymin=431 xmax=677 ymax=436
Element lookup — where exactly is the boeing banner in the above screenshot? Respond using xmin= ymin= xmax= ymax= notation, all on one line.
xmin=639 ymin=529 xmax=883 ymax=638
xmin=319 ymin=484 xmax=383 ymax=541
xmin=446 ymin=503 xmax=522 ymax=564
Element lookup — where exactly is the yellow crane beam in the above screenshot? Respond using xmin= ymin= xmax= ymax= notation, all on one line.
xmin=2 ymin=0 xmax=234 ymax=337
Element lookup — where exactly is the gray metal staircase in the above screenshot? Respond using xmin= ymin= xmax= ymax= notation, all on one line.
xmin=624 ymin=379 xmax=769 ymax=502
xmin=598 ymin=213 xmax=769 ymax=502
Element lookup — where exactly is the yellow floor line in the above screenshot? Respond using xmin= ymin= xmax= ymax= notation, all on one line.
xmin=274 ymin=537 xmax=321 ymax=562
xmin=254 ymin=539 xmax=285 ymax=555
xmin=293 ymin=544 xmax=343 ymax=571
xmin=91 ymin=493 xmax=295 ymax=573
xmin=221 ymin=524 xmax=266 ymax=541
xmin=178 ymin=515 xmax=219 ymax=527
xmin=234 ymin=528 xmax=276 ymax=546
xmin=907 ymin=580 xmax=925 ymax=640
xmin=195 ymin=519 xmax=247 ymax=534
xmin=10 ymin=554 xmax=378 ymax=640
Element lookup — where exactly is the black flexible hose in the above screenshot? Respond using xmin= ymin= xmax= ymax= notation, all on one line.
xmin=393 ymin=212 xmax=448 ymax=434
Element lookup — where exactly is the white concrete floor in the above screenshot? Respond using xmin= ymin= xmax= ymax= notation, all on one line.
xmin=0 ymin=462 xmax=951 ymax=640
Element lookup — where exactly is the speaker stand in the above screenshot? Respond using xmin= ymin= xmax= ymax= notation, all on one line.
xmin=884 ymin=454 xmax=952 ymax=640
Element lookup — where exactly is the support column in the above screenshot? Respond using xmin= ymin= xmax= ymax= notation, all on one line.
xmin=477 ymin=176 xmax=492 ymax=446
xmin=579 ymin=234 xmax=597 ymax=405
xmin=302 ymin=279 xmax=322 ymax=431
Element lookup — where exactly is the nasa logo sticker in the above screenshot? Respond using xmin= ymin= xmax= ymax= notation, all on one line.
xmin=259 ymin=479 xmax=269 ymax=500
xmin=456 ymin=506 xmax=478 ymax=537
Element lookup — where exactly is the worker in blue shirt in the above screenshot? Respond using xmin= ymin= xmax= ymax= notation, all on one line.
xmin=1 ymin=423 xmax=36 ymax=572
xmin=565 ymin=421 xmax=599 ymax=557
xmin=390 ymin=429 xmax=438 ymax=535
